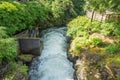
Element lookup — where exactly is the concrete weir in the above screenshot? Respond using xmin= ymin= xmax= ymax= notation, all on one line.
xmin=15 ymin=28 xmax=41 ymax=56
xmin=18 ymin=38 xmax=42 ymax=56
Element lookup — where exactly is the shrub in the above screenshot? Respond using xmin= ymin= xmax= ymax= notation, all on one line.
xmin=19 ymin=64 xmax=28 ymax=75
xmin=67 ymin=16 xmax=89 ymax=38
xmin=67 ymin=16 xmax=120 ymax=39
xmin=0 ymin=38 xmax=17 ymax=62
xmin=91 ymin=38 xmax=103 ymax=46
xmin=71 ymin=38 xmax=90 ymax=54
xmin=101 ymin=22 xmax=116 ymax=36
xmin=0 ymin=27 xmax=8 ymax=38
xmin=91 ymin=21 xmax=101 ymax=33
xmin=0 ymin=1 xmax=49 ymax=36
xmin=105 ymin=44 xmax=119 ymax=54
xmin=0 ymin=1 xmax=26 ymax=35
xmin=3 ymin=62 xmax=28 ymax=80
xmin=73 ymin=44 xmax=81 ymax=54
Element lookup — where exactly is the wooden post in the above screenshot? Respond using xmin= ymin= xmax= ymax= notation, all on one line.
xmin=91 ymin=10 xmax=95 ymax=22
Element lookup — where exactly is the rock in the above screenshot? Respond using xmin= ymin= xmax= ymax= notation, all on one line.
xmin=81 ymin=54 xmax=101 ymax=65
xmin=94 ymin=73 xmax=101 ymax=79
xmin=90 ymin=33 xmax=114 ymax=43
xmin=13 ymin=71 xmax=28 ymax=80
xmin=116 ymin=69 xmax=120 ymax=80
xmin=0 ymin=64 xmax=9 ymax=79
xmin=77 ymin=67 xmax=88 ymax=80
xmin=17 ymin=54 xmax=35 ymax=64
xmin=76 ymin=56 xmax=89 ymax=80
xmin=101 ymin=71 xmax=109 ymax=80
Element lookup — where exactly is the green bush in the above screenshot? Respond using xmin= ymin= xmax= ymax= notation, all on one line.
xmin=3 ymin=62 xmax=28 ymax=80
xmin=0 ymin=1 xmax=49 ymax=36
xmin=25 ymin=1 xmax=49 ymax=27
xmin=91 ymin=38 xmax=103 ymax=46
xmin=105 ymin=44 xmax=119 ymax=54
xmin=67 ymin=16 xmax=90 ymax=38
xmin=0 ymin=1 xmax=26 ymax=35
xmin=72 ymin=38 xmax=90 ymax=53
xmin=0 ymin=27 xmax=8 ymax=38
xmin=67 ymin=16 xmax=120 ymax=39
xmin=0 ymin=38 xmax=17 ymax=62
xmin=20 ymin=64 xmax=28 ymax=75
xmin=101 ymin=22 xmax=115 ymax=36
xmin=91 ymin=21 xmax=101 ymax=33
xmin=71 ymin=0 xmax=85 ymax=15
xmin=67 ymin=16 xmax=103 ymax=38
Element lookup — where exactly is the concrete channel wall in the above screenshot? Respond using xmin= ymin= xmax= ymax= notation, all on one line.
xmin=15 ymin=29 xmax=41 ymax=56
xmin=18 ymin=38 xmax=42 ymax=56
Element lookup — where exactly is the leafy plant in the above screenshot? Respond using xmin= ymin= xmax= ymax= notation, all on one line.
xmin=0 ymin=1 xmax=50 ymax=35
xmin=19 ymin=64 xmax=28 ymax=75
xmin=91 ymin=38 xmax=103 ymax=46
xmin=0 ymin=27 xmax=8 ymax=38
xmin=91 ymin=21 xmax=101 ymax=33
xmin=101 ymin=22 xmax=115 ymax=36
xmin=72 ymin=38 xmax=90 ymax=54
xmin=105 ymin=44 xmax=119 ymax=54
xmin=67 ymin=16 xmax=90 ymax=38
xmin=0 ymin=38 xmax=17 ymax=62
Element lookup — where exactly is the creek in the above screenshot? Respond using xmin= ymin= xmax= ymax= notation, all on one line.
xmin=29 ymin=27 xmax=74 ymax=80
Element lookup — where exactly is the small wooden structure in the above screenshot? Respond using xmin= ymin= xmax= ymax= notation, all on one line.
xmin=86 ymin=10 xmax=120 ymax=22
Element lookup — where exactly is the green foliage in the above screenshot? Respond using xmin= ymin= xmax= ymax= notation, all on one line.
xmin=9 ymin=61 xmax=28 ymax=75
xmin=105 ymin=44 xmax=119 ymax=54
xmin=73 ymin=44 xmax=81 ymax=54
xmin=72 ymin=38 xmax=90 ymax=53
xmin=85 ymin=0 xmax=120 ymax=13
xmin=0 ymin=1 xmax=49 ymax=35
xmin=3 ymin=62 xmax=28 ymax=80
xmin=0 ymin=27 xmax=8 ymax=38
xmin=72 ymin=0 xmax=85 ymax=15
xmin=67 ymin=16 xmax=120 ymax=39
xmin=52 ymin=0 xmax=76 ymax=18
xmin=0 ymin=38 xmax=17 ymax=62
xmin=38 ymin=0 xmax=85 ymax=26
xmin=91 ymin=21 xmax=101 ymax=33
xmin=67 ymin=16 xmax=102 ymax=38
xmin=107 ymin=57 xmax=120 ymax=63
xmin=101 ymin=22 xmax=115 ymax=36
xmin=85 ymin=0 xmax=101 ymax=11
xmin=25 ymin=1 xmax=49 ymax=26
xmin=20 ymin=64 xmax=28 ymax=75
xmin=67 ymin=16 xmax=90 ymax=38
xmin=101 ymin=22 xmax=120 ymax=36
xmin=0 ymin=1 xmax=25 ymax=35
xmin=107 ymin=0 xmax=120 ymax=13
xmin=91 ymin=38 xmax=103 ymax=46
xmin=51 ymin=0 xmax=77 ymax=26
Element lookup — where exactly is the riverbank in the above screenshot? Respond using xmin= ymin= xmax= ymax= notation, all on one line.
xmin=67 ymin=16 xmax=120 ymax=80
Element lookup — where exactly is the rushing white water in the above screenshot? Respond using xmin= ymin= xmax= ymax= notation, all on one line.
xmin=29 ymin=27 xmax=74 ymax=80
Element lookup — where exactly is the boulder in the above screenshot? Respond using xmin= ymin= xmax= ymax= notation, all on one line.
xmin=17 ymin=54 xmax=35 ymax=64
xmin=13 ymin=71 xmax=28 ymax=80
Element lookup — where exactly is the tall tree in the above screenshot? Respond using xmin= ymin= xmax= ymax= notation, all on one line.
xmin=72 ymin=0 xmax=85 ymax=15
xmin=85 ymin=0 xmax=100 ymax=21
xmin=107 ymin=0 xmax=120 ymax=13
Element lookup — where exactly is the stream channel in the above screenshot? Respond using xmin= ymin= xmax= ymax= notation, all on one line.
xmin=29 ymin=27 xmax=74 ymax=80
